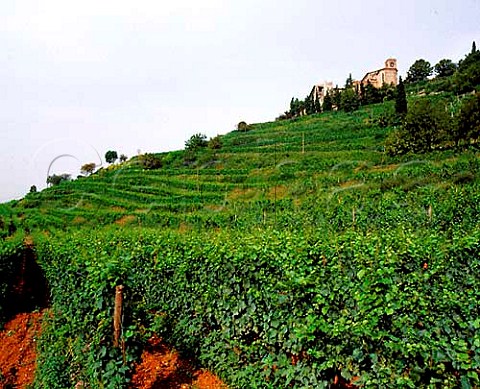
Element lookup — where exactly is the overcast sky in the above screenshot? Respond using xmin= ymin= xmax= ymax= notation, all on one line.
xmin=1 ymin=0 xmax=479 ymax=202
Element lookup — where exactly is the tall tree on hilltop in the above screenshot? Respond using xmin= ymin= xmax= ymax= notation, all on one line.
xmin=341 ymin=88 xmax=360 ymax=113
xmin=314 ymin=97 xmax=321 ymax=114
xmin=362 ymin=81 xmax=381 ymax=105
xmin=105 ymin=150 xmax=118 ymax=164
xmin=289 ymin=97 xmax=305 ymax=117
xmin=406 ymin=59 xmax=433 ymax=83
xmin=395 ymin=76 xmax=408 ymax=115
xmin=332 ymin=87 xmax=342 ymax=110
xmin=434 ymin=59 xmax=457 ymax=78
xmin=322 ymin=91 xmax=333 ymax=112
xmin=455 ymin=41 xmax=480 ymax=93
xmin=345 ymin=73 xmax=354 ymax=88
xmin=305 ymin=94 xmax=315 ymax=115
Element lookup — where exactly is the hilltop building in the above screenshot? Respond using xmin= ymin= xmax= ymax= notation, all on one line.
xmin=309 ymin=81 xmax=334 ymax=106
xmin=298 ymin=58 xmax=398 ymax=116
xmin=361 ymin=58 xmax=398 ymax=88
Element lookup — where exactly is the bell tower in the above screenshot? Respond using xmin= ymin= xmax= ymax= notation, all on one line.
xmin=384 ymin=58 xmax=398 ymax=85
xmin=385 ymin=58 xmax=397 ymax=69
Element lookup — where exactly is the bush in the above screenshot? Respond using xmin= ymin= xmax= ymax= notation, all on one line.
xmin=237 ymin=121 xmax=252 ymax=132
xmin=47 ymin=174 xmax=71 ymax=186
xmin=138 ymin=153 xmax=162 ymax=169
xmin=208 ymin=135 xmax=223 ymax=150
xmin=185 ymin=133 xmax=208 ymax=152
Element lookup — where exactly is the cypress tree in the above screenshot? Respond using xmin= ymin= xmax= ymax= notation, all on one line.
xmin=322 ymin=91 xmax=333 ymax=111
xmin=395 ymin=76 xmax=408 ymax=115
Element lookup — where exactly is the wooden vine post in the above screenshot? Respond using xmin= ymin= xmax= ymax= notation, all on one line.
xmin=113 ymin=285 xmax=124 ymax=348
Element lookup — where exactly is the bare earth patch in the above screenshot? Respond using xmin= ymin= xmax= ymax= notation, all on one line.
xmin=0 ymin=311 xmax=44 ymax=388
xmin=115 ymin=215 xmax=137 ymax=226
xmin=131 ymin=335 xmax=227 ymax=389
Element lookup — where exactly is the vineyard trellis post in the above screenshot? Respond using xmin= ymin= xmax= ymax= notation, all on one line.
xmin=113 ymin=284 xmax=124 ymax=349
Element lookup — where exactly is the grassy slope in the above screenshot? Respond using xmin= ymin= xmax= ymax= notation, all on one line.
xmin=6 ymin=97 xmax=479 ymax=235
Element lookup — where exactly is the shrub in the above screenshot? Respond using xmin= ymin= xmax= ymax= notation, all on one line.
xmin=138 ymin=153 xmax=162 ymax=169
xmin=185 ymin=133 xmax=208 ymax=152
xmin=208 ymin=135 xmax=223 ymax=150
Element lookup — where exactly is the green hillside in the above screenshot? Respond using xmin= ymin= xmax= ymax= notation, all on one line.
xmin=1 ymin=82 xmax=480 ymax=388
xmin=6 ymin=98 xmax=480 ymax=234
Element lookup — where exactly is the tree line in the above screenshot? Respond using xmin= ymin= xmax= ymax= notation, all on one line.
xmin=386 ymin=42 xmax=480 ymax=155
xmin=386 ymin=92 xmax=480 ymax=155
xmin=405 ymin=41 xmax=480 ymax=93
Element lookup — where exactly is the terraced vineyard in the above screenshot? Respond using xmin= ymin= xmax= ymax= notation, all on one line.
xmin=1 ymin=94 xmax=480 ymax=388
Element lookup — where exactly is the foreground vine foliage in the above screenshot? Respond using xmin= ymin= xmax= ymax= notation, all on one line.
xmin=28 ymin=224 xmax=479 ymax=388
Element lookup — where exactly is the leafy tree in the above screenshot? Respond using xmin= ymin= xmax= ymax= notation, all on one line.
xmin=434 ymin=59 xmax=457 ymax=78
xmin=138 ymin=153 xmax=162 ymax=169
xmin=105 ymin=150 xmax=118 ymax=164
xmin=361 ymin=81 xmax=381 ymax=105
xmin=80 ymin=163 xmax=96 ymax=176
xmin=406 ymin=59 xmax=433 ymax=83
xmin=331 ymin=87 xmax=342 ymax=110
xmin=208 ymin=135 xmax=223 ymax=150
xmin=185 ymin=133 xmax=208 ymax=152
xmin=119 ymin=154 xmax=128 ymax=163
xmin=322 ymin=91 xmax=333 ymax=111
xmin=340 ymin=88 xmax=359 ymax=113
xmin=395 ymin=76 xmax=408 ymax=115
xmin=380 ymin=83 xmax=396 ymax=101
xmin=29 ymin=185 xmax=37 ymax=193
xmin=386 ymin=99 xmax=451 ymax=154
xmin=289 ymin=97 xmax=305 ymax=117
xmin=305 ymin=88 xmax=323 ymax=114
xmin=47 ymin=173 xmax=71 ymax=186
xmin=455 ymin=92 xmax=480 ymax=146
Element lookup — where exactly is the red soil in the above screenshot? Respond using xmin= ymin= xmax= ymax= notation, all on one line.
xmin=131 ymin=335 xmax=227 ymax=389
xmin=0 ymin=311 xmax=44 ymax=388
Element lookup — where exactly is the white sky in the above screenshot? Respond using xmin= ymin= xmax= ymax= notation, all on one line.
xmin=1 ymin=0 xmax=479 ymax=202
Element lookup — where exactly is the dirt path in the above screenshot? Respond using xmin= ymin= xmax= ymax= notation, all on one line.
xmin=0 ymin=311 xmax=44 ymax=388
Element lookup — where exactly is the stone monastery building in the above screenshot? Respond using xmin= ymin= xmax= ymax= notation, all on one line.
xmin=361 ymin=58 xmax=398 ymax=88
xmin=310 ymin=58 xmax=398 ymax=105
